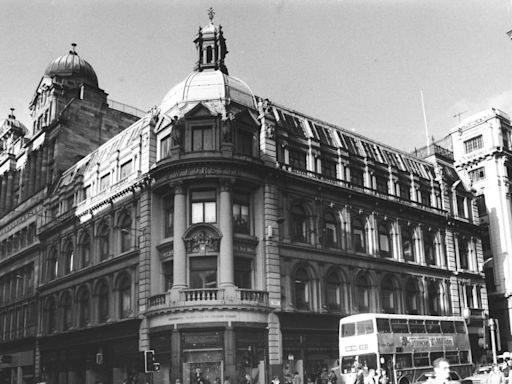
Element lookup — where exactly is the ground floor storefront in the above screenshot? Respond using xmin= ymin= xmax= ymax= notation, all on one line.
xmin=38 ymin=319 xmax=142 ymax=384
xmin=0 ymin=338 xmax=35 ymax=384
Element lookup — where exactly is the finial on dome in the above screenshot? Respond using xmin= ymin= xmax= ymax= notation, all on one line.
xmin=208 ymin=7 xmax=215 ymax=22
xmin=70 ymin=43 xmax=77 ymax=55
xmin=8 ymin=108 xmax=15 ymax=119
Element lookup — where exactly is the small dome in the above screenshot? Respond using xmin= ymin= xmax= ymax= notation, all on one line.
xmin=44 ymin=45 xmax=98 ymax=86
xmin=160 ymin=70 xmax=256 ymax=114
xmin=0 ymin=110 xmax=28 ymax=139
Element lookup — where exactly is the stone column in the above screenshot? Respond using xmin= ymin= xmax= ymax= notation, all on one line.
xmin=219 ymin=180 xmax=234 ymax=287
xmin=41 ymin=146 xmax=48 ymax=188
xmin=0 ymin=175 xmax=5 ymax=212
xmin=35 ymin=150 xmax=42 ymax=191
xmin=172 ymin=184 xmax=187 ymax=289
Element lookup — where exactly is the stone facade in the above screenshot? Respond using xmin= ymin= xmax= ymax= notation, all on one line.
xmin=0 ymin=16 xmax=488 ymax=384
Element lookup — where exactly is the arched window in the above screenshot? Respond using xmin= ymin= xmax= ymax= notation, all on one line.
xmin=291 ymin=205 xmax=308 ymax=242
xmin=294 ymin=267 xmax=310 ymax=310
xmin=326 ymin=271 xmax=342 ymax=310
xmin=405 ymin=279 xmax=421 ymax=315
xmin=98 ymin=222 xmax=110 ymax=261
xmin=118 ymin=213 xmax=132 ymax=253
xmin=97 ymin=281 xmax=110 ymax=323
xmin=427 ymin=281 xmax=441 ymax=316
xmin=78 ymin=288 xmax=90 ymax=327
xmin=378 ymin=222 xmax=393 ymax=258
xmin=401 ymin=226 xmax=415 ymax=262
xmin=118 ymin=275 xmax=132 ymax=319
xmin=46 ymin=298 xmax=56 ymax=334
xmin=324 ymin=211 xmax=338 ymax=247
xmin=63 ymin=241 xmax=74 ymax=275
xmin=47 ymin=248 xmax=58 ymax=281
xmin=80 ymin=231 xmax=91 ymax=268
xmin=61 ymin=293 xmax=72 ymax=331
xmin=458 ymin=237 xmax=469 ymax=270
xmin=352 ymin=216 xmax=367 ymax=253
xmin=355 ymin=274 xmax=371 ymax=312
xmin=424 ymin=231 xmax=436 ymax=266
xmin=381 ymin=277 xmax=399 ymax=314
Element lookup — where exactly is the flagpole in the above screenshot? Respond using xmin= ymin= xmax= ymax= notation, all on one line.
xmin=420 ymin=89 xmax=430 ymax=149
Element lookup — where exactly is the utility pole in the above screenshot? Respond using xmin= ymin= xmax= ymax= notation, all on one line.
xmin=489 ymin=318 xmax=498 ymax=364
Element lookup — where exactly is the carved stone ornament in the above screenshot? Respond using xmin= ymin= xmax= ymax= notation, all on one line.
xmin=184 ymin=227 xmax=221 ymax=253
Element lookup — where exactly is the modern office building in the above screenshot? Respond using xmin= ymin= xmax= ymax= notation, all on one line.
xmin=0 ymin=14 xmax=488 ymax=384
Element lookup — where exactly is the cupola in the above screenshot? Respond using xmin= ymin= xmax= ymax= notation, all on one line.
xmin=193 ymin=8 xmax=229 ymax=74
xmin=44 ymin=43 xmax=98 ymax=87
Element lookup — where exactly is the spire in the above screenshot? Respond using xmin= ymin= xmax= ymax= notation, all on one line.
xmin=193 ymin=8 xmax=229 ymax=74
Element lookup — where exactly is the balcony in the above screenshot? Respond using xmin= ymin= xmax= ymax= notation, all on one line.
xmin=147 ymin=288 xmax=269 ymax=313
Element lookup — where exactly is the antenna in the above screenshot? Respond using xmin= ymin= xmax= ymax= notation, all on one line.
xmin=453 ymin=111 xmax=467 ymax=124
xmin=420 ymin=89 xmax=430 ymax=148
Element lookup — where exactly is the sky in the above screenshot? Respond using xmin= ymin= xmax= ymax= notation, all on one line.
xmin=1 ymin=0 xmax=512 ymax=152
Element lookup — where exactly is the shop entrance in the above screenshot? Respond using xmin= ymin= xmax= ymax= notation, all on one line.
xmin=184 ymin=361 xmax=224 ymax=384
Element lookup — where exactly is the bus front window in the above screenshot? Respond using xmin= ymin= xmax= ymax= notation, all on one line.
xmin=445 ymin=351 xmax=459 ymax=365
xmin=357 ymin=320 xmax=374 ymax=335
xmin=413 ymin=352 xmax=429 ymax=367
xmin=342 ymin=323 xmax=356 ymax=337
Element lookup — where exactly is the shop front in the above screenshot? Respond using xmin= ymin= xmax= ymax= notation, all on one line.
xmin=150 ymin=324 xmax=267 ymax=384
xmin=38 ymin=319 xmax=142 ymax=384
xmin=279 ymin=314 xmax=340 ymax=384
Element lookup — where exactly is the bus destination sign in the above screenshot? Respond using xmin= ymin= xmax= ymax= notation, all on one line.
xmin=400 ymin=336 xmax=454 ymax=349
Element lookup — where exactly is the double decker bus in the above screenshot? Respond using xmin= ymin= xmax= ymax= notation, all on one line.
xmin=338 ymin=313 xmax=473 ymax=384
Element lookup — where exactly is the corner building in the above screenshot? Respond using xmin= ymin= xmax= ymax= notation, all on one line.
xmin=0 ymin=16 xmax=488 ymax=384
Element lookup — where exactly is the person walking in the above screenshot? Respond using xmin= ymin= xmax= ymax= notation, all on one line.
xmin=426 ymin=357 xmax=459 ymax=384
xmin=487 ymin=364 xmax=505 ymax=384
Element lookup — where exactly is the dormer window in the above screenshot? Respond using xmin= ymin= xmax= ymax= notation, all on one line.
xmin=192 ymin=125 xmax=214 ymax=151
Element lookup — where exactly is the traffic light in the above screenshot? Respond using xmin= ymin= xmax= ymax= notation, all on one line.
xmin=478 ymin=323 xmax=490 ymax=349
xmin=144 ymin=350 xmax=160 ymax=372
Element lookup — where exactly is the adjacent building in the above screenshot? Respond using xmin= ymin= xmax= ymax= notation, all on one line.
xmin=0 ymin=14 xmax=488 ymax=384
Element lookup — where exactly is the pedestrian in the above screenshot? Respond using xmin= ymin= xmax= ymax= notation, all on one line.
xmin=364 ymin=369 xmax=376 ymax=384
xmin=293 ymin=372 xmax=302 ymax=384
xmin=272 ymin=376 xmax=281 ymax=384
xmin=487 ymin=364 xmax=505 ymax=384
xmin=224 ymin=377 xmax=231 ymax=384
xmin=378 ymin=370 xmax=389 ymax=384
xmin=426 ymin=357 xmax=459 ymax=384
xmin=354 ymin=364 xmax=365 ymax=384
xmin=328 ymin=370 xmax=337 ymax=384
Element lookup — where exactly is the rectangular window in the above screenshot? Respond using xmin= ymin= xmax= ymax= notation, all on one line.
xmin=190 ymin=257 xmax=217 ymax=288
xmin=191 ymin=190 xmax=217 ymax=224
xmin=464 ymin=135 xmax=483 ymax=153
xmin=120 ymin=160 xmax=133 ymax=179
xmin=236 ymin=129 xmax=254 ymax=157
xmin=350 ymin=168 xmax=364 ymax=187
xmin=82 ymin=185 xmax=91 ymax=201
xmin=289 ymin=149 xmax=307 ymax=170
xmin=67 ymin=195 xmax=74 ymax=210
xmin=468 ymin=167 xmax=485 ymax=182
xmin=234 ymin=257 xmax=252 ymax=289
xmin=399 ymin=183 xmax=410 ymax=200
xmin=322 ymin=159 xmax=337 ymax=179
xmin=164 ymin=196 xmax=174 ymax=238
xmin=192 ymin=126 xmax=214 ymax=151
xmin=376 ymin=176 xmax=388 ymax=194
xmin=233 ymin=193 xmax=250 ymax=234
xmin=163 ymin=261 xmax=173 ymax=290
xmin=99 ymin=173 xmax=110 ymax=191
xmin=420 ymin=189 xmax=431 ymax=206
xmin=456 ymin=195 xmax=466 ymax=218
xmin=160 ymin=134 xmax=172 ymax=159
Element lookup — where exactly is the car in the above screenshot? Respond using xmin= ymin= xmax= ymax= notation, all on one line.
xmin=463 ymin=365 xmax=493 ymax=384
xmin=414 ymin=370 xmax=471 ymax=384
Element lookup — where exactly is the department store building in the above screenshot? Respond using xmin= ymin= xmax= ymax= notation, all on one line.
xmin=0 ymin=15 xmax=487 ymax=384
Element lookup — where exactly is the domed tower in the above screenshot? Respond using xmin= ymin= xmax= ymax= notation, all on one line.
xmin=29 ymin=43 xmax=107 ymax=137
xmin=193 ymin=8 xmax=229 ymax=74
xmin=0 ymin=108 xmax=28 ymax=154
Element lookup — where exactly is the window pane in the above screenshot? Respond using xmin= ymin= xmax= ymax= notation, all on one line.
xmin=191 ymin=202 xmax=204 ymax=224
xmin=204 ymin=202 xmax=216 ymax=222
xmin=190 ymin=257 xmax=217 ymax=288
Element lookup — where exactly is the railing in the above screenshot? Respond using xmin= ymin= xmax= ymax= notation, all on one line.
xmin=107 ymin=98 xmax=146 ymax=118
xmin=148 ymin=293 xmax=166 ymax=308
xmin=146 ymin=288 xmax=269 ymax=311
xmin=182 ymin=288 xmax=223 ymax=302
xmin=239 ymin=289 xmax=269 ymax=305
